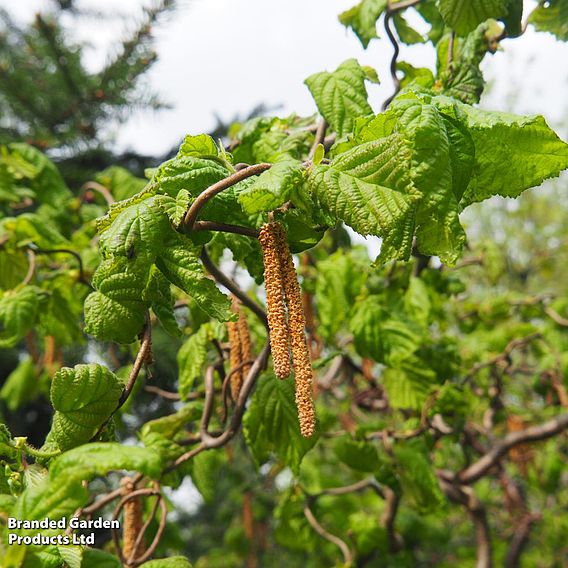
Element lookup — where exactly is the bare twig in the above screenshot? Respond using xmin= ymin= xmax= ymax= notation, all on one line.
xmin=193 ymin=221 xmax=259 ymax=238
xmin=201 ymin=248 xmax=268 ymax=326
xmin=303 ymin=503 xmax=353 ymax=565
xmin=183 ymin=163 xmax=272 ymax=231
xmin=144 ymin=385 xmax=181 ymax=400
xmin=458 ymin=413 xmax=568 ymax=484
xmin=91 ymin=321 xmax=152 ymax=441
xmin=80 ymin=181 xmax=115 ymax=206
xmin=505 ymin=514 xmax=539 ymax=568
xmin=27 ymin=244 xmax=91 ymax=288
xmin=22 ymin=248 xmax=36 ymax=286
xmin=382 ymin=11 xmax=401 ymax=110
xmin=388 ymin=0 xmax=422 ymax=12
xmin=545 ymin=306 xmax=568 ymax=327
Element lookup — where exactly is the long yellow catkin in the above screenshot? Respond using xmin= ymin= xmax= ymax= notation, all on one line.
xmin=237 ymin=303 xmax=253 ymax=382
xmin=227 ymin=311 xmax=243 ymax=401
xmin=121 ymin=477 xmax=146 ymax=561
xmin=272 ymin=222 xmax=316 ymax=438
xmin=258 ymin=223 xmax=291 ymax=379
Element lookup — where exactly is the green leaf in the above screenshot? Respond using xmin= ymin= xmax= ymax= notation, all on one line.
xmin=382 ymin=357 xmax=436 ymax=409
xmin=177 ymin=324 xmax=217 ymax=399
xmin=305 ymin=59 xmax=375 ymax=137
xmin=179 ymin=134 xmax=219 ymax=158
xmin=244 ymin=373 xmax=318 ymax=475
xmin=308 ymin=133 xmax=419 ymax=262
xmin=529 ymin=0 xmax=568 ymax=41
xmin=9 ymin=143 xmax=71 ymax=206
xmin=397 ymin=62 xmax=435 ymax=91
xmin=437 ymin=0 xmax=508 ymax=35
xmin=148 ymin=271 xmax=181 ymax=337
xmin=49 ymin=443 xmax=162 ymax=480
xmin=350 ymin=298 xmax=421 ymax=365
xmin=49 ymin=364 xmax=123 ymax=451
xmin=153 ymin=155 xmax=230 ymax=197
xmin=434 ymin=97 xmax=568 ymax=207
xmin=339 ymin=0 xmax=388 ymax=48
xmin=238 ymin=157 xmax=304 ymax=214
xmin=393 ymin=13 xmax=425 ymax=44
xmin=139 ymin=558 xmax=192 ymax=568
xmin=155 ymin=189 xmax=192 ymax=228
xmin=99 ymin=196 xmax=171 ymax=264
xmin=315 ymin=250 xmax=366 ymax=340
xmin=0 ymin=357 xmax=37 ymax=411
xmin=0 ymin=287 xmax=40 ymax=348
xmin=96 ymin=166 xmax=147 ymax=202
xmin=156 ymin=237 xmax=232 ymax=321
xmin=334 ymin=437 xmax=381 ymax=472
xmin=190 ymin=450 xmax=227 ymax=503
xmin=84 ymin=257 xmax=150 ymax=343
xmin=81 ymin=548 xmax=123 ymax=568
xmin=393 ymin=440 xmax=445 ymax=512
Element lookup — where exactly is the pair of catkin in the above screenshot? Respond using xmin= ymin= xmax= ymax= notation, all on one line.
xmin=227 ymin=296 xmax=253 ymax=401
xmin=258 ymin=221 xmax=316 ymax=438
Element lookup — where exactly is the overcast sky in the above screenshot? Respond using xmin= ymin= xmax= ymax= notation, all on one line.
xmin=4 ymin=0 xmax=568 ymax=155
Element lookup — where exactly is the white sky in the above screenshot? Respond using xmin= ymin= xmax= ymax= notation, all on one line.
xmin=3 ymin=0 xmax=568 ymax=155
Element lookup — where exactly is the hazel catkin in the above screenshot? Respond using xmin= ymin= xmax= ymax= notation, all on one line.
xmin=273 ymin=223 xmax=316 ymax=438
xmin=227 ymin=296 xmax=254 ymax=400
xmin=258 ymin=222 xmax=291 ymax=379
xmin=121 ymin=476 xmax=146 ymax=561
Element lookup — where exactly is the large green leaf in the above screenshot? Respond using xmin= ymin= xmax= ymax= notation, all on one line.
xmin=437 ymin=0 xmax=508 ymax=35
xmin=339 ymin=0 xmax=388 ymax=48
xmin=156 ymin=237 xmax=231 ymax=321
xmin=0 ymin=287 xmax=40 ymax=348
xmin=243 ymin=373 xmax=318 ymax=475
xmin=49 ymin=364 xmax=123 ymax=450
xmin=433 ymin=96 xmax=568 ymax=207
xmin=153 ymin=155 xmax=230 ymax=197
xmin=304 ymin=59 xmax=375 ymax=137
xmin=49 ymin=443 xmax=162 ymax=480
xmin=190 ymin=450 xmax=227 ymax=504
xmin=99 ymin=196 xmax=171 ymax=264
xmin=308 ymin=133 xmax=419 ymax=262
xmin=84 ymin=258 xmax=149 ymax=343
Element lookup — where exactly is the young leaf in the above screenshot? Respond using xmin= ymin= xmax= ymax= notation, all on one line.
xmin=238 ymin=157 xmax=304 ymax=214
xmin=339 ymin=0 xmax=388 ymax=48
xmin=49 ymin=364 xmax=123 ymax=450
xmin=393 ymin=13 xmax=425 ymax=44
xmin=305 ymin=59 xmax=375 ymax=137
xmin=177 ymin=323 xmax=216 ymax=399
xmin=156 ymin=237 xmax=232 ymax=322
xmin=179 ymin=133 xmax=219 ymax=158
xmin=0 ymin=287 xmax=40 ymax=348
xmin=437 ymin=0 xmax=508 ymax=35
xmin=243 ymin=373 xmax=318 ymax=475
